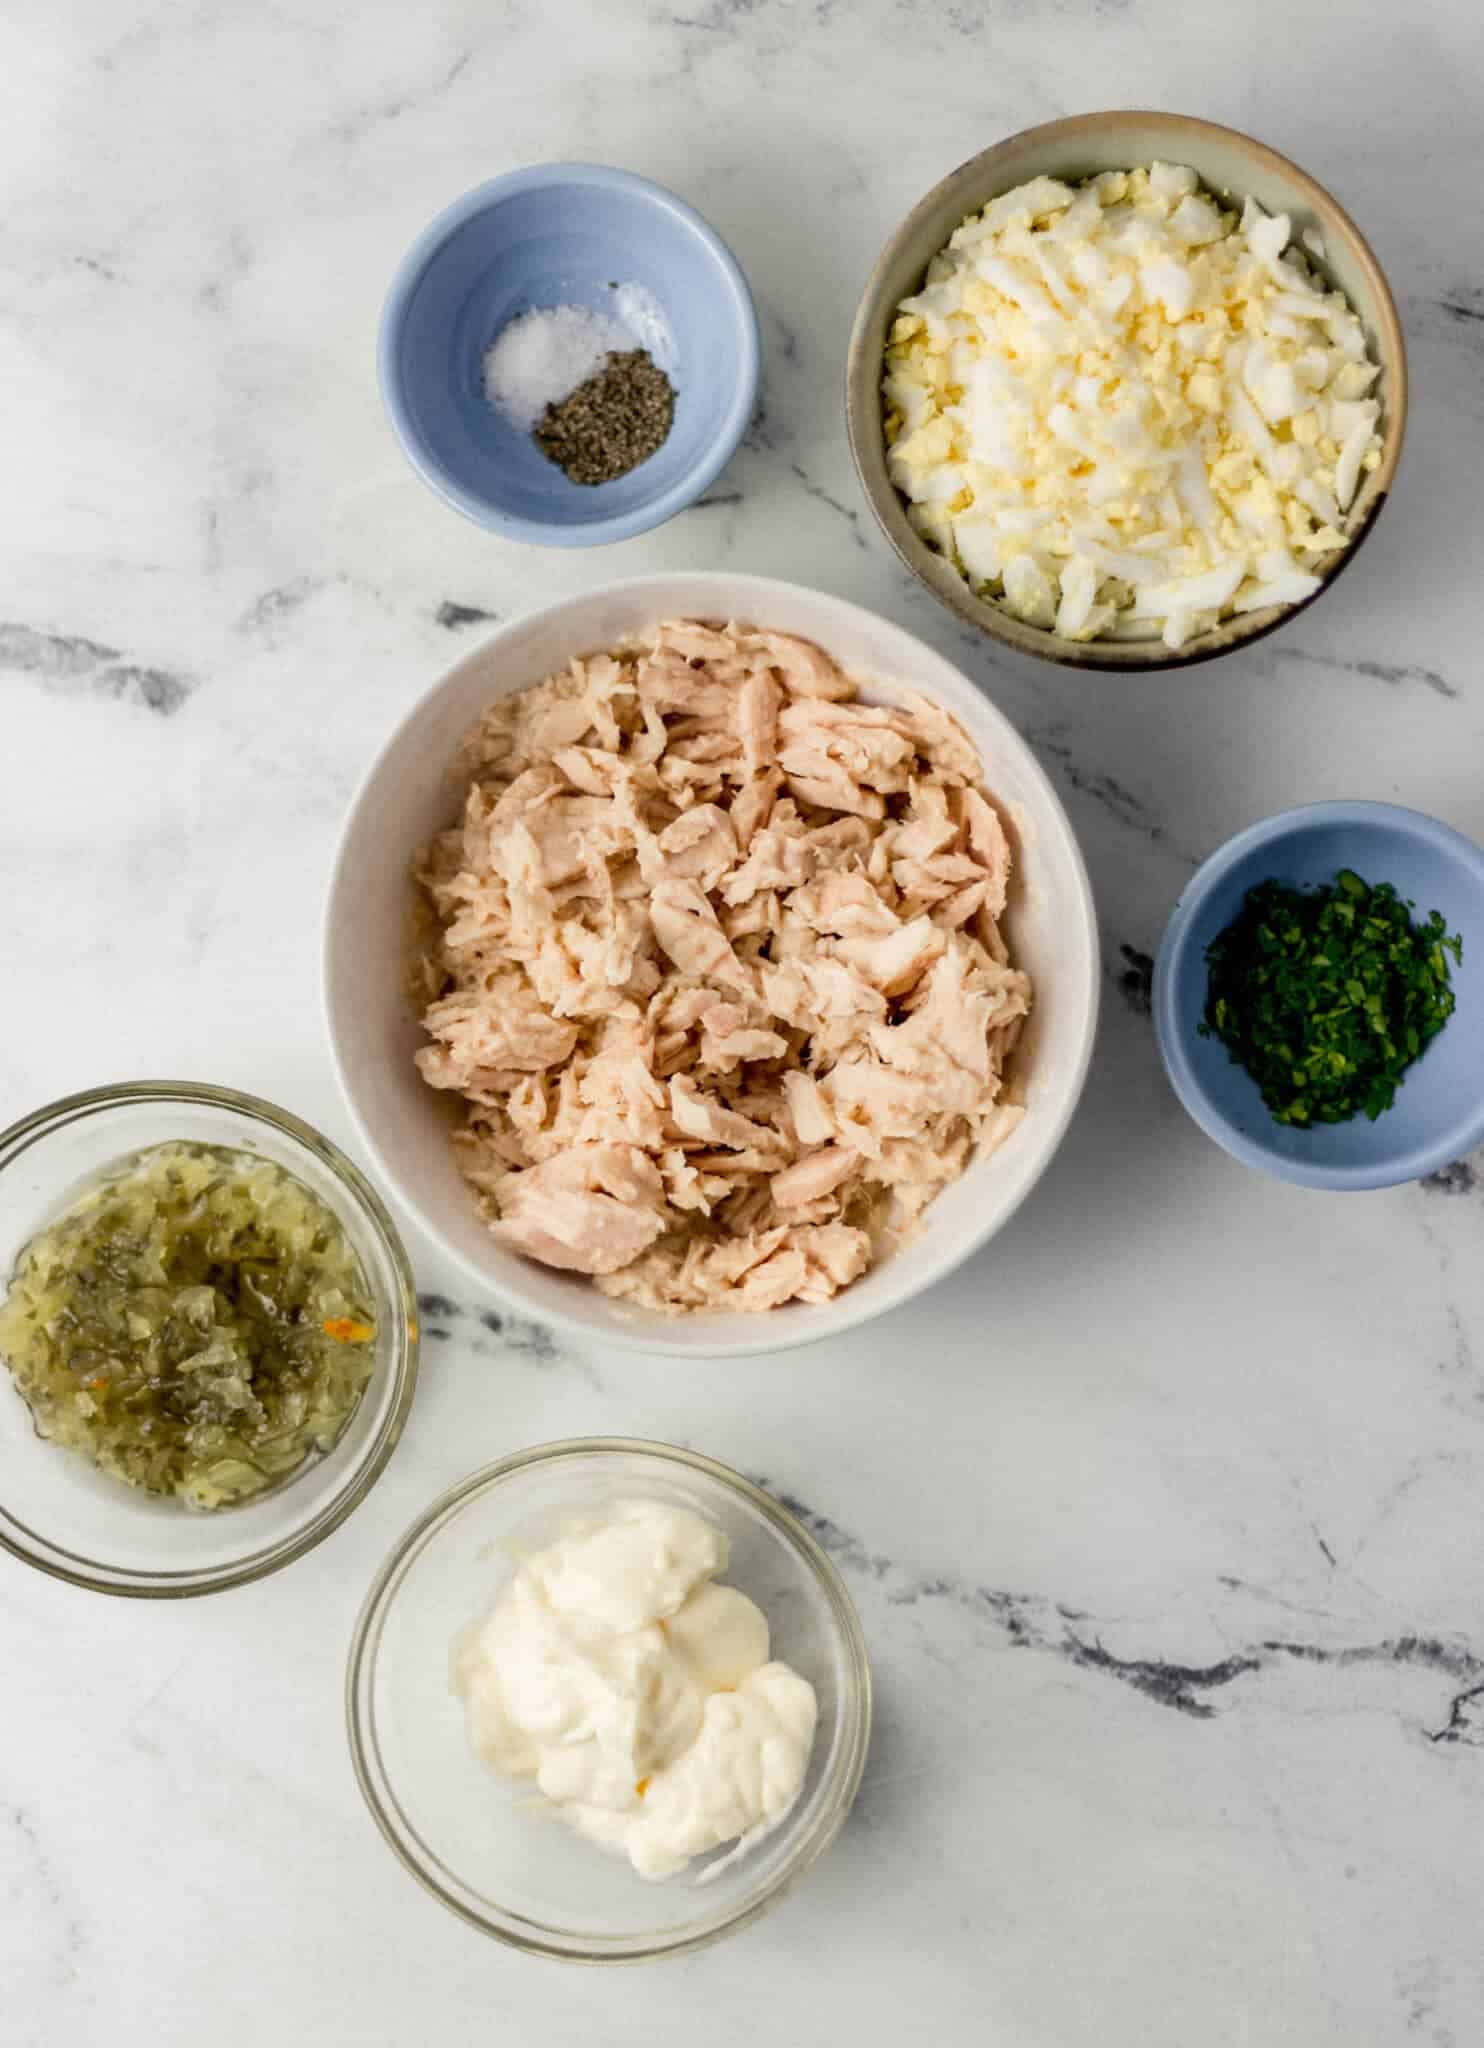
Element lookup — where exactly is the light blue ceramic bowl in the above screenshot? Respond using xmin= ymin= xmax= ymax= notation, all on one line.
xmin=1155 ymin=802 xmax=1484 ymax=1190
xmin=379 ymin=164 xmax=760 ymax=546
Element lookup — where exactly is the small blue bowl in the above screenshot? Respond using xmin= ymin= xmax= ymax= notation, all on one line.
xmin=379 ymin=164 xmax=760 ymax=546
xmin=1155 ymin=802 xmax=1484 ymax=1189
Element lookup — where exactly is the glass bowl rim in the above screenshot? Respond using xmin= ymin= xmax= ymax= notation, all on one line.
xmin=0 ymin=1078 xmax=420 ymax=1598
xmin=345 ymin=1436 xmax=874 ymax=1963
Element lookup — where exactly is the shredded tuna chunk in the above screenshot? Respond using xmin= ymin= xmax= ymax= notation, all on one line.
xmin=412 ymin=620 xmax=1033 ymax=1314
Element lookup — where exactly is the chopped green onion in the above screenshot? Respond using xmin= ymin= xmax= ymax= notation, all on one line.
xmin=1199 ymin=872 xmax=1461 ymax=1127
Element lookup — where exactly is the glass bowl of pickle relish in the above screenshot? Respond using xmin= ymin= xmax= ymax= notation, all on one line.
xmin=0 ymin=1083 xmax=419 ymax=1596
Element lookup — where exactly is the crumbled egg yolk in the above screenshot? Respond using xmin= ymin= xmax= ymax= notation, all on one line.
xmin=883 ymin=165 xmax=1384 ymax=649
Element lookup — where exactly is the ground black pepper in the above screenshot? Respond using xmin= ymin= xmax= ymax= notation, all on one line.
xmin=534 ymin=348 xmax=675 ymax=486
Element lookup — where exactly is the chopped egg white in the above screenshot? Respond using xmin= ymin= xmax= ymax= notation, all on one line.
xmin=883 ymin=164 xmax=1385 ymax=648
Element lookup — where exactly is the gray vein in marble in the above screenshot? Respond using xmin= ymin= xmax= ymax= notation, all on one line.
xmin=788 ymin=462 xmax=868 ymax=550
xmin=661 ymin=0 xmax=768 ymax=35
xmin=1 ymin=625 xmax=127 ymax=680
xmin=1435 ymin=1305 xmax=1481 ymax=1421
xmin=238 ymin=578 xmax=320 ymax=635
xmin=1215 ymin=1572 xmax=1343 ymax=1623
xmin=1281 ymin=645 xmax=1460 ymax=701
xmin=1270 ymin=1639 xmax=1484 ymax=1749
xmin=765 ymin=1483 xmax=1484 ymax=1738
xmin=1115 ymin=943 xmax=1154 ymax=1017
xmin=1445 ymin=1305 xmax=1473 ymax=1377
xmin=1064 ymin=1638 xmax=1261 ymax=1718
xmin=1260 ymin=1635 xmax=1481 ymax=1682
xmin=760 ymin=1485 xmax=895 ymax=1581
xmin=473 ymin=1305 xmax=559 ymax=1364
xmin=0 ymin=623 xmax=195 ymax=716
xmin=435 ymin=601 xmax=499 ymax=629
xmin=1025 ymin=724 xmax=1187 ymax=854
xmin=4 ymin=1804 xmax=82 ymax=1990
xmin=200 ymin=502 xmax=223 ymax=577
xmin=1421 ymin=1158 xmax=1478 ymax=1196
xmin=693 ymin=490 xmax=744 ymax=510
xmin=1430 ymin=1683 xmax=1484 ymax=1747
xmin=328 ymin=48 xmax=473 ymax=147
xmin=742 ymin=396 xmax=784 ymax=453
xmin=900 ymin=0 xmax=1129 ymax=28
xmin=766 ymin=303 xmax=801 ymax=366
xmin=198 ymin=227 xmax=252 ymax=313
xmin=415 ymin=1290 xmax=595 ymax=1381
xmin=1397 ymin=1958 xmax=1457 ymax=2048
xmin=1437 ymin=291 xmax=1483 ymax=328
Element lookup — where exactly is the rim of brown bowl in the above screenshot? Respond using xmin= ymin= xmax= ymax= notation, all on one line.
xmin=845 ymin=110 xmax=1408 ymax=673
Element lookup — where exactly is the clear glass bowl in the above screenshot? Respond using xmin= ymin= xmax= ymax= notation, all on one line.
xmin=0 ymin=1082 xmax=419 ymax=1596
xmin=346 ymin=1439 xmax=873 ymax=1961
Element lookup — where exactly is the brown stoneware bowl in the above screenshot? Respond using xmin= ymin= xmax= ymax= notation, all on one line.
xmin=846 ymin=111 xmax=1407 ymax=672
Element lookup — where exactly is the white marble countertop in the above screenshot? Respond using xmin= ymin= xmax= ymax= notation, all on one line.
xmin=6 ymin=3 xmax=1484 ymax=2042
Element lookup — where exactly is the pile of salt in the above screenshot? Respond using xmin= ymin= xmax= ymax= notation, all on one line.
xmin=482 ymin=305 xmax=635 ymax=431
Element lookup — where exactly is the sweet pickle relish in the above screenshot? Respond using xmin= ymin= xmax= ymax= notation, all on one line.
xmin=0 ymin=1142 xmax=377 ymax=1509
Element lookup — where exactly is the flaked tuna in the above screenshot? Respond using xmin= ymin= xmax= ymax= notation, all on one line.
xmin=412 ymin=620 xmax=1032 ymax=1314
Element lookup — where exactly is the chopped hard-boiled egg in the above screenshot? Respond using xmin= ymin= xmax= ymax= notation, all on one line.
xmin=883 ymin=165 xmax=1384 ymax=649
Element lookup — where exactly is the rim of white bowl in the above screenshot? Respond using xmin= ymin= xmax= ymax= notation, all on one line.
xmin=1154 ymin=800 xmax=1484 ymax=1190
xmin=377 ymin=162 xmax=761 ymax=547
xmin=322 ymin=572 xmax=1101 ymax=1355
xmin=345 ymin=1438 xmax=874 ymax=1962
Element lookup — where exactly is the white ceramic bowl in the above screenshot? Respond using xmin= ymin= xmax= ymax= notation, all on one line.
xmin=323 ymin=573 xmax=1098 ymax=1357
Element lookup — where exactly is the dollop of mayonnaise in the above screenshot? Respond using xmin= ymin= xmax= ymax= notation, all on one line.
xmin=452 ymin=1499 xmax=818 ymax=1881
